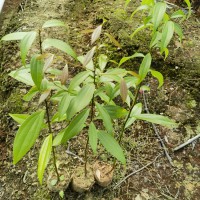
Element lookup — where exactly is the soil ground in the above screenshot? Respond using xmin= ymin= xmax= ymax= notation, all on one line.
xmin=0 ymin=0 xmax=200 ymax=199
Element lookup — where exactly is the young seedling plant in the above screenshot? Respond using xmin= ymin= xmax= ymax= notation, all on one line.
xmin=1 ymin=8 xmax=182 ymax=194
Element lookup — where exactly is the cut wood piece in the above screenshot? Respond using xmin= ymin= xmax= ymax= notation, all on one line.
xmin=72 ymin=164 xmax=95 ymax=193
xmin=93 ymin=161 xmax=113 ymax=187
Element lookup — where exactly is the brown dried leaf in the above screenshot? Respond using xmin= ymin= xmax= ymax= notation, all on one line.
xmin=60 ymin=64 xmax=69 ymax=85
xmin=120 ymin=78 xmax=128 ymax=103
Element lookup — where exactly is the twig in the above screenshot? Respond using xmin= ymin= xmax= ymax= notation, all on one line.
xmin=66 ymin=150 xmax=84 ymax=163
xmin=143 ymin=92 xmax=174 ymax=167
xmin=173 ymin=133 xmax=200 ymax=151
xmin=113 ymin=154 xmax=160 ymax=189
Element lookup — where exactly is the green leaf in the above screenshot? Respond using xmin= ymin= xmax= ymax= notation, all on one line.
xmin=53 ymin=129 xmax=65 ymax=146
xmin=150 ymin=31 xmax=161 ymax=48
xmin=98 ymin=54 xmax=108 ymax=72
xmin=67 ymin=84 xmax=95 ymax=120
xmin=104 ymin=32 xmax=122 ymax=49
xmin=133 ymin=113 xmax=178 ymax=128
xmin=150 ymin=70 xmax=163 ymax=88
xmin=38 ymin=134 xmax=52 ymax=185
xmin=30 ymin=55 xmax=44 ymax=90
xmin=42 ymin=38 xmax=77 ymax=60
xmin=58 ymin=93 xmax=73 ymax=119
xmin=152 ymin=2 xmax=167 ymax=30
xmin=125 ymin=103 xmax=142 ymax=128
xmin=91 ymin=25 xmax=102 ymax=45
xmin=68 ymin=71 xmax=91 ymax=91
xmin=104 ymin=105 xmax=128 ymax=119
xmin=88 ymin=122 xmax=98 ymax=154
xmin=62 ymin=109 xmax=90 ymax=143
xmin=1 ymin=32 xmax=29 ymax=41
xmin=118 ymin=53 xmax=144 ymax=67
xmin=20 ymin=31 xmax=37 ymax=65
xmin=13 ymin=110 xmax=45 ymax=164
xmin=130 ymin=24 xmax=152 ymax=39
xmin=23 ymin=86 xmax=39 ymax=101
xmin=160 ymin=21 xmax=174 ymax=53
xmin=130 ymin=5 xmax=149 ymax=18
xmin=42 ymin=19 xmax=67 ymax=28
xmin=96 ymin=103 xmax=113 ymax=134
xmin=184 ymin=0 xmax=191 ymax=19
xmin=98 ymin=131 xmax=126 ymax=164
xmin=9 ymin=114 xmax=30 ymax=124
xmin=174 ymin=23 xmax=183 ymax=41
xmin=9 ymin=66 xmax=34 ymax=86
xmin=139 ymin=53 xmax=152 ymax=82
xmin=171 ymin=10 xmax=186 ymax=19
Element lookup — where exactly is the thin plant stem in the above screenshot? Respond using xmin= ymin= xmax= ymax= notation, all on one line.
xmin=38 ymin=29 xmax=60 ymax=181
xmin=112 ymin=84 xmax=141 ymax=170
xmin=84 ymin=65 xmax=96 ymax=177
xmin=45 ymin=100 xmax=60 ymax=181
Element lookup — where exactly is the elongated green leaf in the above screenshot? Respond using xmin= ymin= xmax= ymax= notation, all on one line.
xmin=30 ymin=55 xmax=44 ymax=90
xmin=130 ymin=24 xmax=152 ymax=39
xmin=9 ymin=114 xmax=30 ymax=125
xmin=20 ymin=31 xmax=37 ymax=65
xmin=160 ymin=21 xmax=174 ymax=53
xmin=125 ymin=103 xmax=142 ymax=128
xmin=130 ymin=5 xmax=149 ymax=18
xmin=96 ymin=103 xmax=113 ymax=134
xmin=58 ymin=93 xmax=73 ymax=119
xmin=91 ymin=25 xmax=102 ymax=45
xmin=23 ymin=86 xmax=39 ymax=101
xmin=139 ymin=53 xmax=152 ymax=82
xmin=184 ymin=0 xmax=191 ymax=19
xmin=42 ymin=20 xmax=67 ymax=28
xmin=42 ymin=38 xmax=77 ymax=59
xmin=88 ymin=122 xmax=98 ymax=154
xmin=38 ymin=134 xmax=52 ymax=185
xmin=68 ymin=71 xmax=91 ymax=91
xmin=174 ymin=23 xmax=183 ymax=41
xmin=150 ymin=31 xmax=161 ymax=48
xmin=67 ymin=84 xmax=95 ymax=120
xmin=104 ymin=32 xmax=122 ymax=49
xmin=9 ymin=67 xmax=34 ymax=86
xmin=13 ymin=110 xmax=45 ymax=164
xmin=133 ymin=113 xmax=177 ymax=128
xmin=150 ymin=70 xmax=163 ymax=88
xmin=152 ymin=2 xmax=166 ymax=30
xmin=118 ymin=53 xmax=144 ymax=67
xmin=104 ymin=105 xmax=128 ymax=119
xmin=171 ymin=10 xmax=185 ymax=19
xmin=141 ymin=0 xmax=154 ymax=6
xmin=98 ymin=54 xmax=108 ymax=72
xmin=98 ymin=131 xmax=126 ymax=164
xmin=1 ymin=32 xmax=28 ymax=41
xmin=53 ymin=129 xmax=65 ymax=146
xmin=62 ymin=109 xmax=90 ymax=143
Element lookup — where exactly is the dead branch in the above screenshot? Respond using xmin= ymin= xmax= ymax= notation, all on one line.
xmin=143 ymin=92 xmax=174 ymax=167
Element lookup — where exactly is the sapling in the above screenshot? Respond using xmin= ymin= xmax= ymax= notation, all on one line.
xmin=126 ymin=0 xmax=191 ymax=59
xmin=1 ymin=16 xmax=179 ymax=193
